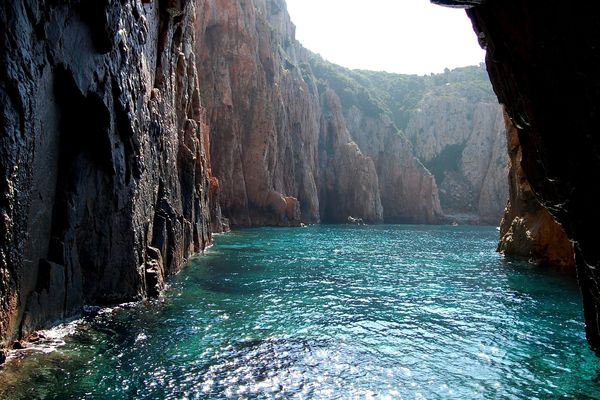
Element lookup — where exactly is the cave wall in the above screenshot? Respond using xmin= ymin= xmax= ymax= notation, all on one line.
xmin=497 ymin=111 xmax=574 ymax=268
xmin=0 ymin=0 xmax=213 ymax=346
xmin=433 ymin=0 xmax=600 ymax=351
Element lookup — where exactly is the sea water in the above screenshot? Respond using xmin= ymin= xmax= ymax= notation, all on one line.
xmin=1 ymin=225 xmax=599 ymax=399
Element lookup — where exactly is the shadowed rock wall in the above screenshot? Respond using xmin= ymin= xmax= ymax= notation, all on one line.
xmin=0 ymin=0 xmax=213 ymax=346
xmin=497 ymin=112 xmax=574 ymax=268
xmin=434 ymin=0 xmax=600 ymax=351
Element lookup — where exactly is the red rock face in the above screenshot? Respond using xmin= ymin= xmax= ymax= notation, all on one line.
xmin=195 ymin=0 xmax=320 ymax=226
xmin=497 ymin=112 xmax=574 ymax=268
xmin=194 ymin=0 xmax=442 ymax=225
xmin=0 ymin=0 xmax=212 ymax=346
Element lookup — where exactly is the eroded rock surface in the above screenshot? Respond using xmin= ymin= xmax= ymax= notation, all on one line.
xmin=497 ymin=113 xmax=574 ymax=267
xmin=194 ymin=0 xmax=438 ymax=225
xmin=405 ymin=90 xmax=508 ymax=223
xmin=0 ymin=0 xmax=213 ymax=346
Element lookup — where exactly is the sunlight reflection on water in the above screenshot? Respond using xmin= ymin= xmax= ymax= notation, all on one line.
xmin=1 ymin=225 xmax=599 ymax=399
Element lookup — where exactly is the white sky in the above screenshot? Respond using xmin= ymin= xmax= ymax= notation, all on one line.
xmin=285 ymin=0 xmax=485 ymax=75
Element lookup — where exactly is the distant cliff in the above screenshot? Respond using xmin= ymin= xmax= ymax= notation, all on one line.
xmin=404 ymin=73 xmax=508 ymax=224
xmin=310 ymin=61 xmax=508 ymax=225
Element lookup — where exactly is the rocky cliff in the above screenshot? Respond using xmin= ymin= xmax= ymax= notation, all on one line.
xmin=405 ymin=84 xmax=508 ymax=224
xmin=193 ymin=0 xmax=441 ymax=225
xmin=344 ymin=103 xmax=442 ymax=224
xmin=0 ymin=0 xmax=512 ymax=351
xmin=195 ymin=0 xmax=316 ymax=226
xmin=310 ymin=62 xmax=507 ymax=224
xmin=433 ymin=0 xmax=600 ymax=351
xmin=0 ymin=0 xmax=213 ymax=347
xmin=317 ymin=89 xmax=385 ymax=223
xmin=193 ymin=0 xmax=506 ymax=227
xmin=497 ymin=112 xmax=574 ymax=268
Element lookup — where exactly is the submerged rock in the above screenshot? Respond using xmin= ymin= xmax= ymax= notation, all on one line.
xmin=347 ymin=216 xmax=364 ymax=225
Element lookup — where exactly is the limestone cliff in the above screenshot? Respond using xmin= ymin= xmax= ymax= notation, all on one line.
xmin=405 ymin=89 xmax=508 ymax=224
xmin=344 ymin=104 xmax=442 ymax=224
xmin=318 ymin=90 xmax=384 ymax=223
xmin=310 ymin=62 xmax=507 ymax=224
xmin=0 ymin=0 xmax=213 ymax=347
xmin=434 ymin=0 xmax=600 ymax=352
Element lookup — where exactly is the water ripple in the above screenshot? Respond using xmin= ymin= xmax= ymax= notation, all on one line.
xmin=1 ymin=225 xmax=599 ymax=399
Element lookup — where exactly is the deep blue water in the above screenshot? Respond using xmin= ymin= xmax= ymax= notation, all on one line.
xmin=1 ymin=225 xmax=600 ymax=399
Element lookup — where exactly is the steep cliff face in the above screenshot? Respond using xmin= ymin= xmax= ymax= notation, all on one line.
xmin=310 ymin=62 xmax=447 ymax=224
xmin=342 ymin=105 xmax=442 ymax=224
xmin=195 ymin=0 xmax=317 ymax=226
xmin=433 ymin=0 xmax=600 ymax=351
xmin=405 ymin=94 xmax=508 ymax=224
xmin=0 ymin=0 xmax=212 ymax=346
xmin=193 ymin=0 xmax=438 ymax=225
xmin=497 ymin=112 xmax=574 ymax=267
xmin=318 ymin=90 xmax=384 ymax=223
xmin=310 ymin=62 xmax=507 ymax=224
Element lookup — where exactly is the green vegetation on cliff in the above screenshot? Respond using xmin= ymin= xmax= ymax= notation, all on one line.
xmin=308 ymin=56 xmax=507 ymax=223
xmin=309 ymin=56 xmax=495 ymax=131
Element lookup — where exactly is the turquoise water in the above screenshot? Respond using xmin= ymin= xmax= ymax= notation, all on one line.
xmin=1 ymin=225 xmax=600 ymax=399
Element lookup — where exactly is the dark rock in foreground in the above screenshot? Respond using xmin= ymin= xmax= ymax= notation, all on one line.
xmin=437 ymin=0 xmax=600 ymax=352
xmin=0 ymin=0 xmax=214 ymax=348
xmin=497 ymin=112 xmax=574 ymax=268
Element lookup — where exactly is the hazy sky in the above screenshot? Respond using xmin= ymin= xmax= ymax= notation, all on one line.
xmin=285 ymin=0 xmax=485 ymax=75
